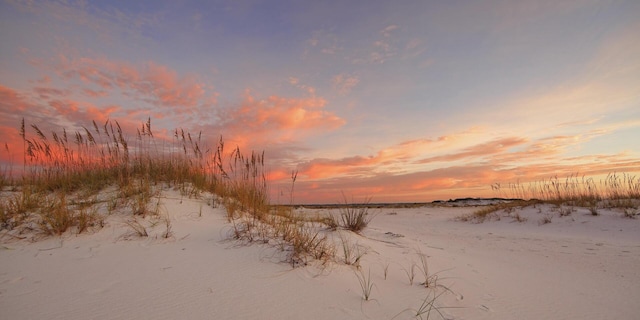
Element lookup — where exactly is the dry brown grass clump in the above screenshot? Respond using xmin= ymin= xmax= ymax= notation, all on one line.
xmin=336 ymin=193 xmax=375 ymax=233
xmin=458 ymin=173 xmax=640 ymax=223
xmin=456 ymin=200 xmax=538 ymax=223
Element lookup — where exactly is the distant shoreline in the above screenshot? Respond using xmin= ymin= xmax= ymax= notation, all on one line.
xmin=277 ymin=197 xmax=525 ymax=209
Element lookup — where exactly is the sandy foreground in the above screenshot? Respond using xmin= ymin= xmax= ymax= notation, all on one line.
xmin=1 ymin=189 xmax=639 ymax=319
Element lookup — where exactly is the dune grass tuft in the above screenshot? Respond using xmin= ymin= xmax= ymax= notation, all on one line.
xmin=339 ymin=234 xmax=366 ymax=267
xmin=459 ymin=173 xmax=640 ymax=223
xmin=338 ymin=193 xmax=375 ymax=233
xmin=124 ymin=218 xmax=148 ymax=237
xmin=38 ymin=193 xmax=75 ymax=235
xmin=355 ymin=268 xmax=375 ymax=301
xmin=402 ymin=262 xmax=417 ymax=286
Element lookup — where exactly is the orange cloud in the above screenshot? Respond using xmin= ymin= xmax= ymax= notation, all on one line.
xmin=298 ymin=156 xmax=373 ymax=179
xmin=48 ymin=99 xmax=120 ymax=125
xmin=143 ymin=62 xmax=206 ymax=108
xmin=49 ymin=99 xmax=80 ymax=114
xmin=483 ymin=136 xmax=577 ymax=165
xmin=33 ymin=87 xmax=71 ymax=100
xmin=55 ymin=56 xmax=210 ymax=110
xmin=0 ymin=125 xmax=20 ymax=166
xmin=83 ymin=88 xmax=108 ymax=98
xmin=296 ymin=138 xmax=436 ymax=180
xmin=417 ymin=137 xmax=528 ymax=164
xmin=212 ymin=90 xmax=345 ymax=150
xmin=0 ymin=85 xmax=31 ymax=113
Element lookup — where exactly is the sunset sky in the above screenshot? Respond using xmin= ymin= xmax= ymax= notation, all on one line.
xmin=1 ymin=0 xmax=639 ymax=203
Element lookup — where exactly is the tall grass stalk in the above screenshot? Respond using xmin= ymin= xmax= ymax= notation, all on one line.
xmin=417 ymin=247 xmax=438 ymax=288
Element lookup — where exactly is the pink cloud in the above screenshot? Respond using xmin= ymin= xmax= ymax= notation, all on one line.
xmin=297 ymin=156 xmax=374 ymax=179
xmin=49 ymin=99 xmax=77 ymax=115
xmin=142 ymin=62 xmax=206 ymax=108
xmin=212 ymin=90 xmax=345 ymax=149
xmin=4 ymin=81 xmax=133 ymax=132
xmin=55 ymin=56 xmax=209 ymax=110
xmin=290 ymin=139 xmax=435 ymax=184
xmin=0 ymin=85 xmax=32 ymax=113
xmin=45 ymin=99 xmax=122 ymax=128
xmin=332 ymin=73 xmax=359 ymax=95
xmin=83 ymin=88 xmax=109 ymax=98
xmin=296 ymin=139 xmax=435 ymax=180
xmin=33 ymin=86 xmax=71 ymax=100
xmin=417 ymin=137 xmax=529 ymax=164
xmin=0 ymin=125 xmax=21 ymax=166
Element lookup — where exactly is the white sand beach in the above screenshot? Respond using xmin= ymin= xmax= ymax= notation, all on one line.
xmin=2 ymin=189 xmax=638 ymax=319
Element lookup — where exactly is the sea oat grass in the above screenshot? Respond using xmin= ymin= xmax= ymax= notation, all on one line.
xmin=76 ymin=206 xmax=103 ymax=234
xmin=491 ymin=173 xmax=639 ymax=205
xmin=5 ymin=118 xmax=339 ymax=266
xmin=459 ymin=172 xmax=639 ymax=223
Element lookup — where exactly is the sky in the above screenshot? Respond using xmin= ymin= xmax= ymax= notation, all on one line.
xmin=1 ymin=0 xmax=639 ymax=204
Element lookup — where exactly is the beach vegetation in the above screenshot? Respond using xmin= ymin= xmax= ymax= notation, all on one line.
xmin=402 ymin=262 xmax=417 ymax=286
xmin=338 ymin=193 xmax=375 ymax=233
xmin=459 ymin=173 xmax=640 ymax=223
xmin=355 ymin=268 xmax=375 ymax=301
xmin=0 ymin=118 xmax=339 ymax=266
xmin=339 ymin=233 xmax=366 ymax=267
